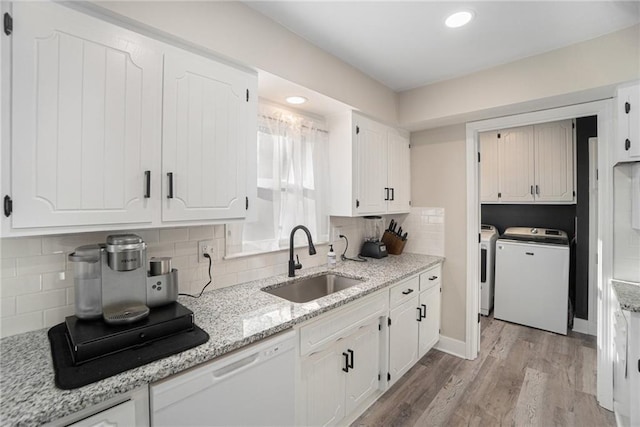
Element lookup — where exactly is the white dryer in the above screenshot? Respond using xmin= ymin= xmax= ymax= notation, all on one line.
xmin=480 ymin=224 xmax=498 ymax=316
xmin=494 ymin=227 xmax=570 ymax=335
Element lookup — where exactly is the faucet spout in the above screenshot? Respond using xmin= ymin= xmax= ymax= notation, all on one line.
xmin=288 ymin=225 xmax=316 ymax=277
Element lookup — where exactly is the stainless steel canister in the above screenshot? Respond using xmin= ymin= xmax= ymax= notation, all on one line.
xmin=149 ymin=257 xmax=172 ymax=276
xmin=105 ymin=234 xmax=147 ymax=271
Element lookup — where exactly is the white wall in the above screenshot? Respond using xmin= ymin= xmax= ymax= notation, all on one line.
xmin=409 ymin=125 xmax=467 ymax=342
xmin=399 ymin=24 xmax=640 ymax=130
xmin=90 ymin=1 xmax=398 ymax=125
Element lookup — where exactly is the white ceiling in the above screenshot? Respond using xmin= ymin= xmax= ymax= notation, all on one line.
xmin=247 ymin=1 xmax=640 ymax=92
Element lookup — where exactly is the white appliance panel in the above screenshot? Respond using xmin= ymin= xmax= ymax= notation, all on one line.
xmin=494 ymin=240 xmax=569 ymax=335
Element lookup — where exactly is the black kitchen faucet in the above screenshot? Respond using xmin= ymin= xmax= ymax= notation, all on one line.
xmin=288 ymin=225 xmax=316 ymax=277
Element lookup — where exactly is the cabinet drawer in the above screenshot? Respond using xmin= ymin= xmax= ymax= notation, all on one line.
xmin=389 ymin=275 xmax=420 ymax=307
xmin=420 ymin=265 xmax=442 ymax=291
xmin=299 ymin=292 xmax=387 ymax=356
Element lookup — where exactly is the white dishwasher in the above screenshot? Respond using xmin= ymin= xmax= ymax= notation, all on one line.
xmin=151 ymin=329 xmax=296 ymax=426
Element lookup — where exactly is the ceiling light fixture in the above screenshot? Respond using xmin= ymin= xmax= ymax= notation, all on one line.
xmin=286 ymin=96 xmax=308 ymax=105
xmin=445 ymin=11 xmax=474 ymax=28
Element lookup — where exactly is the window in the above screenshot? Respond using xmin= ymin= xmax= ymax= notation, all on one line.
xmin=226 ymin=103 xmax=330 ymax=256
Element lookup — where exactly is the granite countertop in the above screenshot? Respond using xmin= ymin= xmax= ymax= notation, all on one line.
xmin=0 ymin=253 xmax=443 ymax=426
xmin=612 ymin=279 xmax=640 ymax=312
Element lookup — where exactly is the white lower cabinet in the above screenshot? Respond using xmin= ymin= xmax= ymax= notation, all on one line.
xmin=298 ymin=291 xmax=387 ymax=426
xmin=388 ymin=265 xmax=442 ymax=386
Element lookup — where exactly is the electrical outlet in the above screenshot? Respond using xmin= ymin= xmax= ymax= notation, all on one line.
xmin=331 ymin=226 xmax=343 ymax=242
xmin=198 ymin=240 xmax=215 ymax=263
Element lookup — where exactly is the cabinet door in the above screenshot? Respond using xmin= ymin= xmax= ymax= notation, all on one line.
xmin=534 ymin=120 xmax=574 ymax=202
xmin=11 ymin=2 xmax=162 ymax=228
xmin=344 ymin=319 xmax=381 ymax=415
xmin=387 ymin=132 xmax=411 ymax=213
xmin=388 ymin=296 xmax=419 ymax=385
xmin=301 ymin=343 xmax=346 ymax=427
xmin=162 ymin=49 xmax=256 ymax=222
xmin=418 ymin=286 xmax=441 ymax=359
xmin=498 ymin=126 xmax=535 ymax=202
xmin=480 ymin=131 xmax=500 ymax=203
xmin=355 ymin=116 xmax=387 ymax=215
xmin=68 ymin=400 xmax=136 ymax=427
xmin=618 ymin=84 xmax=640 ymax=161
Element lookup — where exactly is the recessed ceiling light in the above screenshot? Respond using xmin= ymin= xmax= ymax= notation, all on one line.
xmin=286 ymin=96 xmax=307 ymax=105
xmin=445 ymin=11 xmax=474 ymax=28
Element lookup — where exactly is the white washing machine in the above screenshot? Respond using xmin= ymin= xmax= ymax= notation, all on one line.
xmin=494 ymin=227 xmax=570 ymax=335
xmin=480 ymin=224 xmax=498 ymax=316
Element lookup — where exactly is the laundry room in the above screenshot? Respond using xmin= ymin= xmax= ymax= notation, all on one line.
xmin=479 ymin=115 xmax=597 ymax=335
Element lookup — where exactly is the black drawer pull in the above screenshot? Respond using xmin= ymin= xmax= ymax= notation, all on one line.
xmin=421 ymin=304 xmax=427 ymax=319
xmin=347 ymin=349 xmax=354 ymax=369
xmin=167 ymin=172 xmax=174 ymax=198
xmin=144 ymin=171 xmax=151 ymax=198
xmin=402 ymin=289 xmax=414 ymax=295
xmin=417 ymin=307 xmax=423 ymax=321
xmin=625 ymin=139 xmax=631 ymax=151
xmin=342 ymin=352 xmax=350 ymax=373
xmin=525 ymin=252 xmax=535 ymax=256
xmin=625 ymin=101 xmax=631 ymax=114
xmin=429 ymin=276 xmax=438 ymax=281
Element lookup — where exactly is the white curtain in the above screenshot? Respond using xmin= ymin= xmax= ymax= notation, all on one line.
xmin=231 ymin=103 xmax=330 ymax=254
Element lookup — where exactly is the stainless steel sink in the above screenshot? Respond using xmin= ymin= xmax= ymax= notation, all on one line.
xmin=262 ymin=274 xmax=363 ymax=303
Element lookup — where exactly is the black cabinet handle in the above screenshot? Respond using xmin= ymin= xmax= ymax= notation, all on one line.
xmin=167 ymin=173 xmax=174 ymax=199
xmin=390 ymin=187 xmax=395 ymax=201
xmin=625 ymin=139 xmax=631 ymax=151
xmin=342 ymin=352 xmax=350 ymax=372
xmin=384 ymin=187 xmax=389 ymax=201
xmin=402 ymin=288 xmax=414 ymax=295
xmin=625 ymin=101 xmax=631 ymax=114
xmin=417 ymin=307 xmax=423 ymax=321
xmin=144 ymin=171 xmax=151 ymax=198
xmin=428 ymin=276 xmax=438 ymax=281
xmin=535 ymin=184 xmax=540 ymax=195
xmin=348 ymin=349 xmax=354 ymax=369
xmin=421 ymin=304 xmax=427 ymax=319
xmin=530 ymin=185 xmax=534 ymax=195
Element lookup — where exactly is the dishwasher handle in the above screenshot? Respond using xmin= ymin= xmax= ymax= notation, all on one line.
xmin=212 ymin=353 xmax=259 ymax=378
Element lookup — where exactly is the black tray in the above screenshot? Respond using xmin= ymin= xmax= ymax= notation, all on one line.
xmin=48 ymin=322 xmax=209 ymax=389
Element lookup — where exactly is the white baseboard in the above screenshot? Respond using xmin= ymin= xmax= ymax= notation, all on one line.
xmin=434 ymin=335 xmax=467 ymax=359
xmin=572 ymin=318 xmax=597 ymax=336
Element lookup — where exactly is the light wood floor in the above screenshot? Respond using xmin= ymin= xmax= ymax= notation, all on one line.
xmin=352 ymin=316 xmax=614 ymax=427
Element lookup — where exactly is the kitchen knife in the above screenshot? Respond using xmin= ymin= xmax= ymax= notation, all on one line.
xmin=388 ymin=219 xmax=395 ymax=232
xmin=402 ymin=232 xmax=408 ymax=241
xmin=397 ymin=226 xmax=403 ymax=237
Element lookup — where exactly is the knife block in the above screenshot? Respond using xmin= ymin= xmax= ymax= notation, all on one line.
xmin=382 ymin=231 xmax=406 ymax=255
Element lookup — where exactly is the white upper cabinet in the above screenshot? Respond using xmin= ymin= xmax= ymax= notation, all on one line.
xmin=355 ymin=116 xmax=388 ymax=215
xmin=534 ymin=120 xmax=574 ymax=202
xmin=328 ymin=111 xmax=411 ymax=216
xmin=387 ymin=131 xmax=411 ymax=213
xmin=4 ymin=2 xmax=257 ymax=235
xmin=162 ymin=49 xmax=256 ymax=222
xmin=479 ymin=131 xmax=500 ymax=203
xmin=10 ymin=2 xmax=162 ymax=228
xmin=498 ymin=126 xmax=536 ymax=203
xmin=616 ymin=83 xmax=640 ymax=162
xmin=481 ymin=120 xmax=575 ymax=204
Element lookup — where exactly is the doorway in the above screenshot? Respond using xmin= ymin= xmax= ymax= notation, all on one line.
xmin=464 ymin=100 xmax=615 ymax=410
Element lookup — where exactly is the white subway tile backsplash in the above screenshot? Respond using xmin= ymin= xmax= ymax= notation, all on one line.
xmin=0 ymin=217 xmax=370 ymax=338
xmin=42 ymin=271 xmax=72 ymax=290
xmin=1 ymin=297 xmax=16 ymax=318
xmin=16 ymin=254 xmax=66 ymax=276
xmin=0 ymin=312 xmax=43 ymax=337
xmin=160 ymin=228 xmax=189 ymax=243
xmin=43 ymin=305 xmax=75 ymax=328
xmin=188 ymin=226 xmax=215 ymax=241
xmin=1 ymin=237 xmax=42 ymax=258
xmin=1 ymin=275 xmax=42 ymax=297
xmin=1 ymin=258 xmax=17 ymax=278
xmin=16 ymin=289 xmax=66 ymax=314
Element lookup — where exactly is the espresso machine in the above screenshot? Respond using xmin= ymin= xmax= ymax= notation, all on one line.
xmin=360 ymin=216 xmax=388 ymax=258
xmin=68 ymin=234 xmax=179 ymax=325
xmin=63 ymin=234 xmax=193 ymax=364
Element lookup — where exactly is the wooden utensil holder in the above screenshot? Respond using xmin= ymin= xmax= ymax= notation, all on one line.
xmin=382 ymin=231 xmax=406 ymax=255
